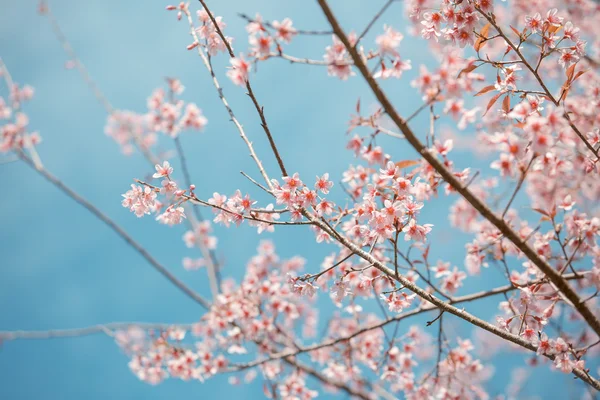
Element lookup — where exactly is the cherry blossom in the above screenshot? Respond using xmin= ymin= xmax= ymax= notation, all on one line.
xmin=226 ymin=56 xmax=250 ymax=86
xmin=153 ymin=161 xmax=173 ymax=179
xmin=4 ymin=1 xmax=600 ymax=398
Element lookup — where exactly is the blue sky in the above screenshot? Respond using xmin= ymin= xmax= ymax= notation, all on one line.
xmin=0 ymin=0 xmax=595 ymax=398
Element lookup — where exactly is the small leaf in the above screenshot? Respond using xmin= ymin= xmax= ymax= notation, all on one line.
xmin=475 ymin=84 xmax=496 ymax=96
xmin=560 ymin=80 xmax=571 ymax=101
xmin=502 ymin=94 xmax=511 ymax=114
xmin=483 ymin=92 xmax=503 ymax=116
xmin=510 ymin=25 xmax=521 ymax=38
xmin=547 ymin=25 xmax=562 ymax=35
xmin=458 ymin=63 xmax=478 ymax=78
xmin=480 ymin=23 xmax=491 ymax=38
xmin=572 ymin=69 xmax=588 ymax=82
xmin=565 ymin=64 xmax=576 ymax=81
xmin=474 ymin=37 xmax=484 ymax=52
xmin=395 ymin=160 xmax=419 ymax=169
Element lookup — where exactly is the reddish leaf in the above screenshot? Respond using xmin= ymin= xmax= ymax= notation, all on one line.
xmin=395 ymin=160 xmax=419 ymax=169
xmin=483 ymin=92 xmax=503 ymax=116
xmin=572 ymin=69 xmax=588 ymax=82
xmin=458 ymin=63 xmax=478 ymax=78
xmin=510 ymin=25 xmax=521 ymax=38
xmin=565 ymin=64 xmax=576 ymax=81
xmin=480 ymin=23 xmax=491 ymax=38
xmin=548 ymin=25 xmax=562 ymax=35
xmin=475 ymin=84 xmax=496 ymax=96
xmin=474 ymin=37 xmax=484 ymax=52
xmin=502 ymin=95 xmax=511 ymax=114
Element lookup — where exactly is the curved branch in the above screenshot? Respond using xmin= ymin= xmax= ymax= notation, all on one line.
xmin=316 ymin=0 xmax=600 ymax=342
xmin=315 ymin=0 xmax=600 ymax=390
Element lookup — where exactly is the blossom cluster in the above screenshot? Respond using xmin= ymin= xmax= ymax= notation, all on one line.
xmin=105 ymin=79 xmax=207 ymax=154
xmin=0 ymin=82 xmax=41 ymax=154
xmin=122 ymin=161 xmax=188 ymax=225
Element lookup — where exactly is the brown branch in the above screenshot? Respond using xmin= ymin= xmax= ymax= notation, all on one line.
xmin=183 ymin=8 xmax=273 ymax=190
xmin=316 ymin=0 xmax=600 ymax=342
xmin=315 ymin=0 xmax=600 ymax=389
xmin=229 ymin=272 xmax=584 ymax=371
xmin=197 ymin=0 xmax=288 ymax=177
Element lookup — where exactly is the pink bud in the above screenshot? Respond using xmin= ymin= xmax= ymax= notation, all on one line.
xmin=165 ymin=5 xmax=176 ymax=10
xmin=187 ymin=42 xmax=199 ymax=50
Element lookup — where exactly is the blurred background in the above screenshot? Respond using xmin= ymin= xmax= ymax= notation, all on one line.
xmin=0 ymin=0 xmax=594 ymax=398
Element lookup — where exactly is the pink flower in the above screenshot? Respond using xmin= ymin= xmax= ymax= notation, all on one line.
xmin=376 ymin=25 xmax=403 ymax=55
xmin=122 ymin=184 xmax=157 ymax=217
xmin=525 ymin=13 xmax=542 ymax=33
xmin=315 ymin=173 xmax=333 ymax=194
xmin=491 ymin=153 xmax=515 ymax=177
xmin=402 ymin=219 xmax=433 ymax=242
xmin=554 ymin=354 xmax=575 ymax=373
xmin=209 ymin=192 xmax=227 ymax=208
xmin=558 ymin=195 xmax=575 ymax=211
xmin=330 ymin=280 xmax=351 ymax=302
xmin=324 ymin=35 xmax=354 ymax=80
xmin=153 ymin=161 xmax=173 ymax=179
xmin=196 ymin=10 xmax=232 ymax=55
xmin=434 ymin=139 xmax=453 ymax=156
xmin=373 ymin=58 xmax=412 ymax=79
xmin=249 ymin=35 xmax=272 ymax=56
xmin=380 ymin=161 xmax=399 ymax=180
xmin=300 ymin=281 xmax=318 ymax=298
xmin=226 ymin=56 xmax=250 ymax=86
xmin=380 ymin=292 xmax=416 ymax=313
xmin=157 ymin=206 xmax=186 ymax=225
xmin=314 ymin=227 xmax=331 ymax=243
xmin=457 ymin=29 xmax=474 ymax=48
xmin=160 ymin=179 xmax=178 ymax=195
xmin=245 ymin=13 xmax=264 ymax=35
xmin=272 ymin=18 xmax=297 ymax=43
xmin=382 ymin=199 xmax=404 ymax=221
xmin=441 ymin=267 xmax=467 ymax=294
xmin=316 ymin=199 xmax=334 ymax=216
xmin=558 ymin=50 xmax=579 ymax=69
xmin=282 ymin=172 xmax=303 ymax=190
xmin=432 ymin=260 xmax=451 ymax=278
xmin=179 ymin=103 xmax=208 ymax=131
xmin=545 ymin=8 xmax=563 ymax=27
xmin=537 ymin=333 xmax=555 ymax=355
xmin=563 ymin=21 xmax=580 ymax=41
